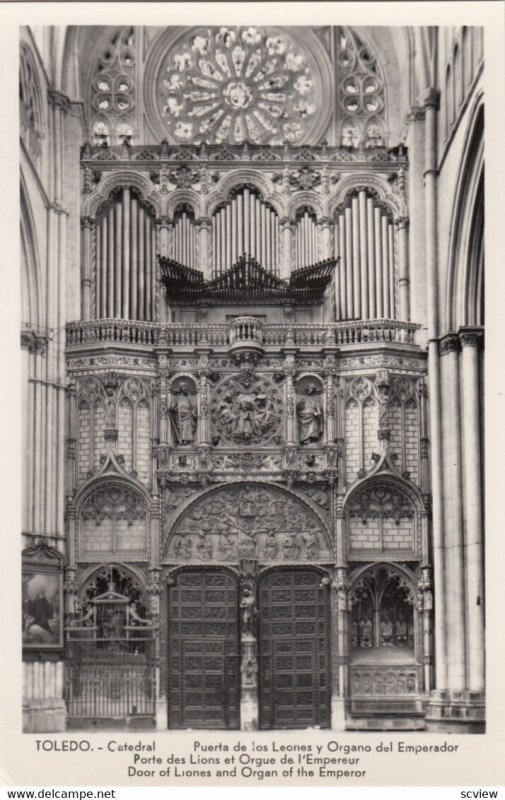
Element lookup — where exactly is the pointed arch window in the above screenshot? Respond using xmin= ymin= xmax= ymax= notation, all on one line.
xmin=336 ymin=28 xmax=386 ymax=148
xmin=89 ymin=28 xmax=136 ymax=146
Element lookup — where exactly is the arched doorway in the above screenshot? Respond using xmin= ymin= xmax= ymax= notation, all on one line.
xmin=257 ymin=568 xmax=331 ymax=730
xmin=167 ymin=568 xmax=240 ymax=729
xmin=163 ymin=483 xmax=333 ymax=730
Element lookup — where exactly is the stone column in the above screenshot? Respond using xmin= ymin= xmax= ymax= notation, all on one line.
xmin=395 ymin=216 xmax=410 ymax=321
xmin=417 ymin=566 xmax=434 ymax=694
xmin=420 ymin=88 xmax=448 ymax=693
xmin=460 ymin=329 xmax=484 ymax=692
xmin=440 ymin=333 xmax=465 ymax=692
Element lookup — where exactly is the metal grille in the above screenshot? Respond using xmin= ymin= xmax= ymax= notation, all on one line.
xmin=258 ymin=569 xmax=331 ymax=730
xmin=65 ymin=638 xmax=155 ymax=723
xmin=168 ymin=570 xmax=240 ymax=729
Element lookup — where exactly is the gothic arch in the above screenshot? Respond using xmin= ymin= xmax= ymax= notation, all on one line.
xmin=349 ymin=560 xmax=417 ymax=594
xmin=78 ymin=560 xmax=148 ymax=593
xmin=445 ymin=95 xmax=484 ymax=331
xmin=207 ymin=171 xmax=284 ymax=218
xmin=329 ymin=173 xmax=405 ymax=219
xmin=83 ymin=171 xmax=162 ymax=218
xmin=343 ymin=472 xmax=424 ymax=515
xmin=20 ymin=178 xmax=42 ymax=330
xmin=288 ymin=192 xmax=324 ymax=219
xmin=167 ymin=189 xmax=201 ymax=218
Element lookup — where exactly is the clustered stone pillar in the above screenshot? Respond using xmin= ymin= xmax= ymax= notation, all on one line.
xmin=440 ymin=333 xmax=465 ymax=693
xmin=459 ymin=330 xmax=484 ymax=694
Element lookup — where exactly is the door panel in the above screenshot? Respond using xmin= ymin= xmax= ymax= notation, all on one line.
xmin=168 ymin=570 xmax=240 ymax=729
xmin=258 ymin=569 xmax=331 ymax=729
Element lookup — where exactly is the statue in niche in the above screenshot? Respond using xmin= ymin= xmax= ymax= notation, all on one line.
xmin=170 ymin=388 xmax=197 ymax=445
xmin=297 ymin=385 xmax=324 ymax=444
xmin=240 ymin=586 xmax=256 ymax=636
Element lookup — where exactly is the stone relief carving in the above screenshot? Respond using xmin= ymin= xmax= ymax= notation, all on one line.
xmin=211 ymin=373 xmax=282 ymax=446
xmin=166 ymin=485 xmax=331 ymax=562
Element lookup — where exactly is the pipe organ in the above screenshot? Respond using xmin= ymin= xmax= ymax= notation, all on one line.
xmin=334 ymin=190 xmax=397 ymax=321
xmin=172 ymin=204 xmax=197 ymax=269
xmin=211 ymin=187 xmax=280 ymax=277
xmin=94 ymin=187 xmax=157 ymax=320
xmin=294 ymin=207 xmax=319 ymax=269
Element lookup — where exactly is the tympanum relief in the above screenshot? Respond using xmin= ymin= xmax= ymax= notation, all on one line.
xmin=165 ymin=485 xmax=331 ymax=563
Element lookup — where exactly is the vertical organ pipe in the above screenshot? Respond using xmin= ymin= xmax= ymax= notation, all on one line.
xmin=151 ymin=224 xmax=156 ymax=321
xmin=338 ymin=217 xmax=346 ymax=320
xmin=145 ymin=214 xmax=151 ymax=320
xmin=107 ymin=206 xmax=114 ymax=317
xmin=138 ymin=203 xmax=144 ymax=320
xmin=359 ymin=191 xmax=369 ymax=319
xmin=367 ymin=198 xmax=376 ymax=318
xmin=122 ymin=188 xmax=130 ymax=318
xmin=374 ymin=207 xmax=383 ymax=318
xmin=95 ymin=220 xmax=100 ymax=319
xmin=345 ymin=207 xmax=353 ymax=318
xmin=226 ymin=204 xmax=231 ymax=269
xmin=388 ymin=222 xmax=395 ymax=316
xmin=131 ymin=196 xmax=138 ymax=320
xmin=381 ymin=215 xmax=390 ymax=317
xmin=115 ymin=200 xmax=122 ymax=318
xmin=100 ymin=216 xmax=107 ymax=319
xmin=351 ymin=196 xmax=360 ymax=319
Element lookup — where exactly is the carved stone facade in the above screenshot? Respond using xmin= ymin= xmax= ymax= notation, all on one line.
xmin=20 ymin=23 xmax=485 ymax=737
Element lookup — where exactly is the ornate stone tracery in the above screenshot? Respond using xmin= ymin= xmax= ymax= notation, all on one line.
xmin=156 ymin=26 xmax=323 ymax=146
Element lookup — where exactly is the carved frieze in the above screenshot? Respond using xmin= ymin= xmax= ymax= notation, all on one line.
xmin=165 ymin=485 xmax=332 ymax=562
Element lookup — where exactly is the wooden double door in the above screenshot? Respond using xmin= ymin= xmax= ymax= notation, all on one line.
xmin=167 ymin=568 xmax=331 ymax=730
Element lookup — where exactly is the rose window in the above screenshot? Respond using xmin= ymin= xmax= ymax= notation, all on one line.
xmin=158 ymin=26 xmax=318 ymax=145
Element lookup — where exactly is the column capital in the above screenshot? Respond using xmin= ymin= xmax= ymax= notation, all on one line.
xmin=459 ymin=327 xmax=484 ymax=348
xmin=439 ymin=333 xmax=460 ymax=355
xmin=80 ymin=216 xmax=95 ymax=230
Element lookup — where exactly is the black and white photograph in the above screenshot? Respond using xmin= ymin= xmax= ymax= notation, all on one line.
xmin=3 ymin=1 xmax=504 ymax=791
